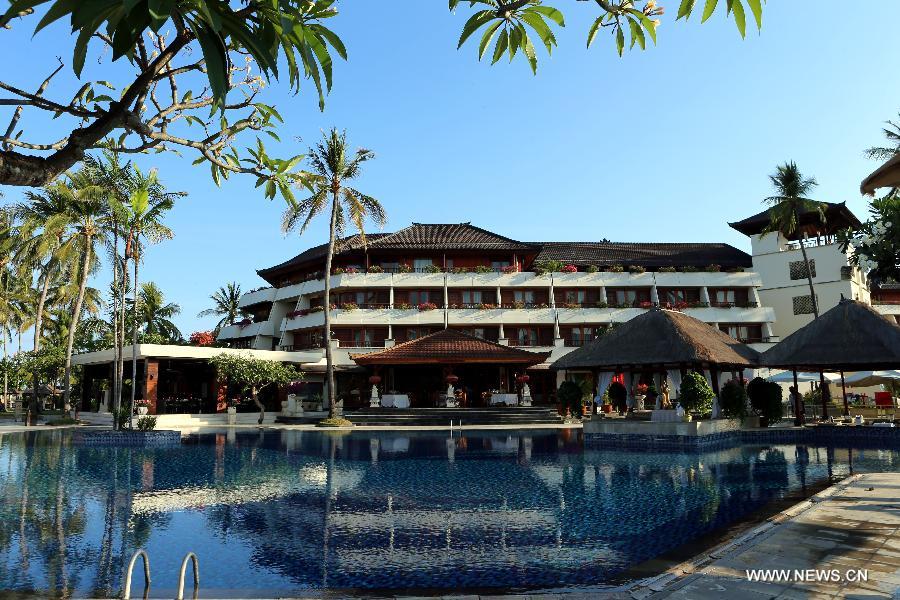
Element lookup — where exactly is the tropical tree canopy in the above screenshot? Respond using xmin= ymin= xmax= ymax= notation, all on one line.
xmin=0 ymin=0 xmax=763 ymax=191
xmin=209 ymin=354 xmax=301 ymax=393
xmin=198 ymin=282 xmax=244 ymax=332
xmin=128 ymin=282 xmax=183 ymax=343
xmin=761 ymin=161 xmax=825 ymax=240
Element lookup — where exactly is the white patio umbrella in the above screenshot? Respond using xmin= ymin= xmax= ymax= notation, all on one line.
xmin=767 ymin=371 xmax=839 ymax=384
xmin=843 ymin=370 xmax=900 ymax=387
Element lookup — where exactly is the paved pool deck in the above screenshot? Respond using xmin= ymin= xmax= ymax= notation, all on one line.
xmin=635 ymin=471 xmax=900 ymax=600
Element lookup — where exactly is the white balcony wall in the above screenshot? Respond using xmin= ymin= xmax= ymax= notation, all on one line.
xmin=237 ymin=286 xmax=276 ymax=308
xmin=217 ymin=320 xmax=277 ymax=340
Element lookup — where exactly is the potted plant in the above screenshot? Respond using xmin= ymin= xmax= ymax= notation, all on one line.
xmin=398 ymin=263 xmax=413 ymax=273
xmin=425 ymin=264 xmax=442 ymax=273
xmin=608 ymin=381 xmax=627 ymax=414
xmin=561 ymin=264 xmax=578 ymax=273
xmin=367 ymin=265 xmax=384 ymax=273
xmin=720 ymin=379 xmax=749 ymax=420
xmin=557 ymin=381 xmax=583 ymax=420
xmin=627 ymin=265 xmax=646 ymax=274
xmin=586 ymin=265 xmax=600 ymax=273
xmin=135 ymin=399 xmax=150 ymax=416
xmin=608 ymin=264 xmax=624 ymax=273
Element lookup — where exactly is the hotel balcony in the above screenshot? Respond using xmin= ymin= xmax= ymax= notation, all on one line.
xmin=237 ymin=286 xmax=276 ymax=308
xmin=217 ymin=319 xmax=279 ymax=340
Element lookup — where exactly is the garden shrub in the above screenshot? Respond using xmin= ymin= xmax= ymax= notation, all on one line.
xmin=136 ymin=415 xmax=157 ymax=431
xmin=608 ymin=381 xmax=627 ymax=413
xmin=747 ymin=377 xmax=783 ymax=426
xmin=679 ymin=371 xmax=714 ymax=415
xmin=557 ymin=381 xmax=583 ymax=417
xmin=720 ymin=379 xmax=749 ymax=420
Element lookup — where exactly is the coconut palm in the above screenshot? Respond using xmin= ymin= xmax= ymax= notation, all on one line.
xmin=198 ymin=282 xmax=243 ymax=333
xmin=762 ymin=161 xmax=825 ymax=318
xmin=865 ymin=115 xmax=900 ymax=162
xmin=281 ymin=128 xmax=387 ymax=419
xmin=130 ymin=282 xmax=182 ymax=342
xmin=122 ymin=168 xmax=180 ymax=423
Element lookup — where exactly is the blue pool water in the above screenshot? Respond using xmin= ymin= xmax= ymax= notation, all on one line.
xmin=0 ymin=428 xmax=898 ymax=597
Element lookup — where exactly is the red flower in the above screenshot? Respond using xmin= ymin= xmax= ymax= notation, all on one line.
xmin=189 ymin=331 xmax=216 ymax=346
xmin=562 ymin=264 xmax=578 ymax=273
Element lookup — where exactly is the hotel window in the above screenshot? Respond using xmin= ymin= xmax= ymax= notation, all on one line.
xmin=789 ymin=259 xmax=816 ymax=280
xmin=792 ymin=294 xmax=817 ymax=315
xmin=351 ymin=328 xmax=385 ymax=347
xmin=414 ymin=258 xmax=433 ymax=272
xmin=711 ymin=288 xmax=750 ymax=307
xmin=607 ymin=289 xmax=651 ymax=306
xmin=516 ymin=327 xmax=540 ymax=346
xmin=461 ymin=290 xmax=484 ymax=305
xmin=459 ymin=327 xmax=487 ymax=339
xmin=513 ymin=290 xmax=535 ymax=305
xmin=381 ymin=261 xmax=399 ymax=272
xmin=568 ymin=326 xmax=597 ymax=347
xmin=491 ymin=260 xmax=511 ymax=270
xmin=662 ymin=288 xmax=701 ymax=304
xmin=404 ymin=327 xmax=433 ymax=341
xmin=564 ymin=290 xmax=587 ymax=305
xmin=719 ymin=324 xmax=763 ymax=343
xmin=408 ymin=290 xmax=433 ymax=305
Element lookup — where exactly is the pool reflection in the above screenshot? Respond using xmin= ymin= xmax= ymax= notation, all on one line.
xmin=0 ymin=429 xmax=897 ymax=597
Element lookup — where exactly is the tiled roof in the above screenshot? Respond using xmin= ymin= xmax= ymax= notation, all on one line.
xmin=728 ymin=201 xmax=861 ymax=237
xmin=351 ymin=329 xmax=549 ymax=365
xmin=553 ymin=308 xmax=759 ymax=370
xmin=367 ymin=223 xmax=535 ymax=251
xmin=533 ymin=242 xmax=751 ymax=268
xmin=257 ymin=233 xmax=390 ymax=278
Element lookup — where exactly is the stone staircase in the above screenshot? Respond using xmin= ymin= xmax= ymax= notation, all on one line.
xmin=346 ymin=406 xmax=565 ymax=427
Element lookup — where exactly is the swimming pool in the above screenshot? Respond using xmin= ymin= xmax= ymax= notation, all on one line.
xmin=0 ymin=428 xmax=897 ymax=597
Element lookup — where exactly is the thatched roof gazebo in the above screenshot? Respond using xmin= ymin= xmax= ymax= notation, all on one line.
xmin=553 ymin=308 xmax=759 ymax=415
xmin=760 ymin=299 xmax=900 ymax=419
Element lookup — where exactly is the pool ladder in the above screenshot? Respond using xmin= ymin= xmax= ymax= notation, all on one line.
xmin=122 ymin=549 xmax=199 ymax=600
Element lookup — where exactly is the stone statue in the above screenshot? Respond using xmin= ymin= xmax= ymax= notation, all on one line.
xmin=661 ymin=379 xmax=671 ymax=409
xmin=369 ymin=384 xmax=381 ymax=408
xmin=521 ymin=382 xmax=532 ymax=407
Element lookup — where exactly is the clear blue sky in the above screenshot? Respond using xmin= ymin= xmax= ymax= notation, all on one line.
xmin=2 ymin=1 xmax=899 ymax=342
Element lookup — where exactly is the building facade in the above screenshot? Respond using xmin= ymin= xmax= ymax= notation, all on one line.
xmin=217 ymin=223 xmax=779 ymax=402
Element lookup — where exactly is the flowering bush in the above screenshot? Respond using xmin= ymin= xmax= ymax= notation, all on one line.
xmin=705 ymin=264 xmax=721 ymax=272
xmin=511 ymin=300 xmax=525 ymax=309
xmin=398 ymin=263 xmax=413 ymax=273
xmin=424 ymin=264 xmax=442 ymax=273
xmin=286 ymin=309 xmax=306 ymax=319
xmin=417 ymin=302 xmax=438 ymax=311
xmin=563 ymin=302 xmax=581 ymax=309
xmin=607 ymin=264 xmax=624 ymax=272
xmin=189 ymin=331 xmax=216 ymax=346
xmin=586 ymin=265 xmax=600 ymax=273
xmin=839 ymin=195 xmax=900 ymax=280
xmin=478 ymin=303 xmax=497 ymax=310
xmin=657 ymin=266 xmax=677 ymax=272
xmin=367 ymin=265 xmax=384 ymax=273
xmin=473 ymin=265 xmax=493 ymax=273
xmin=341 ymin=302 xmax=359 ymax=311
xmin=501 ymin=264 xmax=518 ymax=274
xmin=627 ymin=265 xmax=646 ymax=273
xmin=395 ymin=302 xmax=412 ymax=310
xmin=332 ymin=267 xmax=344 ymax=275
xmin=309 ymin=305 xmax=325 ymax=313
xmin=343 ymin=266 xmax=359 ymax=274
xmin=561 ymin=264 xmax=578 ymax=273
xmin=681 ymin=265 xmax=699 ymax=272
xmin=635 ymin=383 xmax=649 ymax=396
xmin=451 ymin=267 xmax=470 ymax=274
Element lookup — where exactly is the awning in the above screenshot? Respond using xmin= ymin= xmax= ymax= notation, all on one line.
xmin=843 ymin=370 xmax=900 ymax=387
xmin=861 ymin=154 xmax=900 ymax=195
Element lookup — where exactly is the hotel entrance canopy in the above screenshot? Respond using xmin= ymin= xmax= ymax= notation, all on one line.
xmin=350 ymin=329 xmax=549 ymax=366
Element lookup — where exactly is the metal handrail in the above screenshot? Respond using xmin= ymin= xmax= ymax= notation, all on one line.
xmin=122 ymin=549 xmax=151 ymax=600
xmin=176 ymin=552 xmax=200 ymax=600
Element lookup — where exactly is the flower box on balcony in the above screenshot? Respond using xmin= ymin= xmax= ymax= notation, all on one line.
xmin=417 ymin=302 xmax=438 ymax=311
xmin=341 ymin=302 xmax=359 ymax=311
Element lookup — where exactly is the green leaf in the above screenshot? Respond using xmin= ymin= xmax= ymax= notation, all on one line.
xmin=520 ymin=12 xmax=555 ymax=54
xmin=636 ymin=12 xmax=658 ymax=45
xmin=491 ymin=28 xmax=508 ymax=64
xmin=732 ymin=0 xmax=746 ymax=37
xmin=530 ymin=5 xmax=565 ymax=27
xmin=677 ymin=0 xmax=696 ymax=20
xmin=628 ymin=17 xmax=646 ymax=50
xmin=615 ymin=24 xmax=624 ymax=57
xmin=457 ymin=10 xmax=495 ymax=49
xmin=508 ymin=24 xmax=522 ymax=61
xmin=522 ymin=29 xmax=537 ymax=74
xmin=746 ymin=0 xmax=763 ymax=30
xmin=478 ymin=20 xmax=502 ymax=60
xmin=586 ymin=16 xmax=603 ymax=49
xmin=701 ymin=0 xmax=719 ymax=22
xmin=190 ymin=21 xmax=229 ymax=109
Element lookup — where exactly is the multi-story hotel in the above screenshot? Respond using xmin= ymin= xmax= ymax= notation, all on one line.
xmin=73 ymin=201 xmax=879 ymax=415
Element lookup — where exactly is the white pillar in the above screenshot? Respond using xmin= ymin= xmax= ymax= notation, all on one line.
xmin=599 ymin=285 xmax=607 ymax=306
xmin=549 ymin=274 xmax=556 ymax=308
xmin=650 ymin=284 xmax=660 ymax=305
xmin=389 ymin=283 xmax=394 ymax=307
xmin=750 ymin=286 xmax=762 ymax=307
xmin=443 ymin=273 xmax=449 ymax=328
xmin=700 ymin=286 xmax=711 ymax=305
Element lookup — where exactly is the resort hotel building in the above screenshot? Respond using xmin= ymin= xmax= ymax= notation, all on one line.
xmin=73 ymin=201 xmax=881 ymax=415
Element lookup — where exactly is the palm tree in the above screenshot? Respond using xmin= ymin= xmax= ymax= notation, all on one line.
xmin=123 ymin=168 xmax=179 ymax=423
xmin=281 ymin=128 xmax=386 ymax=419
xmin=34 ymin=173 xmax=107 ymax=415
xmin=197 ymin=282 xmax=243 ymax=333
xmin=762 ymin=161 xmax=825 ymax=318
xmin=865 ymin=114 xmax=900 ymax=162
xmin=130 ymin=282 xmax=182 ymax=342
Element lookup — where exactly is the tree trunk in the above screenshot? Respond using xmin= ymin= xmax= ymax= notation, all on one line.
xmin=62 ymin=236 xmax=92 ymax=417
xmin=116 ymin=256 xmax=128 ymax=429
xmin=29 ymin=271 xmax=51 ymax=426
xmin=799 ymin=236 xmax=819 ymax=318
xmin=129 ymin=245 xmax=140 ymax=428
xmin=252 ymin=385 xmax=265 ymax=425
xmin=2 ymin=329 xmax=7 ymax=412
xmin=110 ymin=230 xmax=120 ymax=423
xmin=323 ymin=192 xmax=339 ymax=419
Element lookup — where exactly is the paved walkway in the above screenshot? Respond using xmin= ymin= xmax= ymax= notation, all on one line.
xmin=643 ymin=472 xmax=900 ymax=599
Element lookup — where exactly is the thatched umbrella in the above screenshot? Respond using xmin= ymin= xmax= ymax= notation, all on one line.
xmin=861 ymin=154 xmax=900 ymax=195
xmin=553 ymin=308 xmax=759 ymax=414
xmin=760 ymin=299 xmax=900 ymax=418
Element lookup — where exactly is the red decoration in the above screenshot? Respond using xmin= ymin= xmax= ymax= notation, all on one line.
xmin=516 ymin=374 xmax=530 ymax=384
xmin=446 ymin=374 xmax=459 ymax=385
xmin=369 ymin=375 xmax=382 ymax=385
